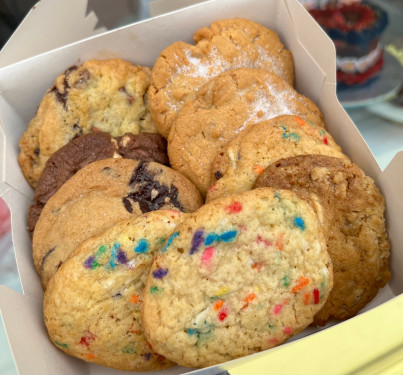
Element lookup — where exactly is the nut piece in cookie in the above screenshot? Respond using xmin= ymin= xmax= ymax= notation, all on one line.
xmin=149 ymin=18 xmax=294 ymax=138
xmin=142 ymin=188 xmax=333 ymax=368
xmin=28 ymin=131 xmax=168 ymax=236
xmin=19 ymin=59 xmax=157 ymax=188
xmin=33 ymin=158 xmax=203 ymax=289
xmin=253 ymin=155 xmax=390 ymax=324
xmin=44 ymin=210 xmax=186 ymax=371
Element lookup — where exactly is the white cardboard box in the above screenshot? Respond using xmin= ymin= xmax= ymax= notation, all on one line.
xmin=0 ymin=0 xmax=402 ymax=374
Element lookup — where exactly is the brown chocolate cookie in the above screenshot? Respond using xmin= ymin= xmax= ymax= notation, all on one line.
xmin=33 ymin=158 xmax=203 ymax=289
xmin=19 ymin=59 xmax=157 ymax=188
xmin=253 ymin=155 xmax=390 ymax=324
xmin=27 ymin=131 xmax=168 ymax=236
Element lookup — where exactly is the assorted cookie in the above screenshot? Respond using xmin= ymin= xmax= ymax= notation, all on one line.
xmin=44 ymin=210 xmax=186 ymax=371
xmin=16 ymin=16 xmax=391 ymax=371
xmin=168 ymin=69 xmax=325 ymax=195
xmin=142 ymin=188 xmax=333 ymax=368
xmin=149 ymin=18 xmax=294 ymax=137
xmin=33 ymin=158 xmax=203 ymax=289
xmin=253 ymin=155 xmax=390 ymax=324
xmin=19 ymin=59 xmax=157 ymax=188
xmin=206 ymin=115 xmax=346 ymax=202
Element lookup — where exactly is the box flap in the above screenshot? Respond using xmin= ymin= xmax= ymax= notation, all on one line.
xmin=0 ymin=285 xmax=88 ymax=375
xmin=0 ymin=0 xmax=106 ymax=69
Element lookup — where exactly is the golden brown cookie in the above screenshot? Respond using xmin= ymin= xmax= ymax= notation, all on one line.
xmin=168 ymin=69 xmax=325 ymax=196
xmin=142 ymin=188 xmax=333 ymax=368
xmin=206 ymin=115 xmax=345 ymax=202
xmin=149 ymin=18 xmax=294 ymax=138
xmin=33 ymin=158 xmax=203 ymax=289
xmin=253 ymin=155 xmax=390 ymax=324
xmin=19 ymin=59 xmax=156 ymax=188
xmin=44 ymin=210 xmax=187 ymax=371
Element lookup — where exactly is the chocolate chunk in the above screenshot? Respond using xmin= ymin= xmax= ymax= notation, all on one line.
xmin=40 ymin=246 xmax=56 ymax=271
xmin=214 ymin=171 xmax=223 ymax=180
xmin=119 ymin=87 xmax=135 ymax=104
xmin=122 ymin=161 xmax=183 ymax=214
xmin=34 ymin=148 xmax=40 ymax=156
xmin=116 ymin=133 xmax=169 ymax=166
xmin=28 ymin=132 xmax=169 ymax=236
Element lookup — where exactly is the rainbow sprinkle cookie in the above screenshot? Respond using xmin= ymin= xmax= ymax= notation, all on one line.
xmin=142 ymin=188 xmax=333 ymax=368
xmin=149 ymin=18 xmax=294 ymax=138
xmin=168 ymin=69 xmax=325 ymax=196
xmin=19 ymin=59 xmax=157 ymax=188
xmin=206 ymin=115 xmax=346 ymax=203
xmin=33 ymin=158 xmax=203 ymax=289
xmin=253 ymin=155 xmax=390 ymax=324
xmin=44 ymin=210 xmax=186 ymax=371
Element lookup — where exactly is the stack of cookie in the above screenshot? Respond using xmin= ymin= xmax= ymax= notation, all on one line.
xmin=18 ymin=18 xmax=390 ymax=371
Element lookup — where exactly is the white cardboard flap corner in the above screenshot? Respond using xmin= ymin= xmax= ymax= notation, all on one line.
xmin=0 ymin=0 xmax=401 ymax=374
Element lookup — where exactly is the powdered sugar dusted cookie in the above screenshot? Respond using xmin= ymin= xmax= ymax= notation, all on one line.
xmin=206 ymin=115 xmax=346 ymax=202
xmin=44 ymin=210 xmax=186 ymax=371
xmin=142 ymin=188 xmax=333 ymax=368
xmin=149 ymin=18 xmax=294 ymax=138
xmin=19 ymin=59 xmax=156 ymax=188
xmin=253 ymin=155 xmax=390 ymax=324
xmin=33 ymin=158 xmax=203 ymax=289
xmin=168 ymin=69 xmax=324 ymax=196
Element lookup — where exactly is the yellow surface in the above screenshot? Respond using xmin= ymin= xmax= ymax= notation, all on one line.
xmin=228 ymin=295 xmax=403 ymax=375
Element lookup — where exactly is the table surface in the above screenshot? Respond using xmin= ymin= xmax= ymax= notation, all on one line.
xmin=0 ymin=0 xmax=402 ymax=374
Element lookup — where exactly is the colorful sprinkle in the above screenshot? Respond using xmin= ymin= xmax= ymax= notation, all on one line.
xmin=130 ymin=294 xmax=139 ymax=304
xmin=215 ymin=287 xmax=229 ymax=297
xmin=204 ymin=230 xmax=237 ymax=246
xmin=269 ymin=337 xmax=278 ymax=345
xmin=282 ymin=275 xmax=290 ymax=287
xmin=209 ymin=183 xmax=217 ymax=192
xmin=292 ymin=276 xmax=310 ymax=293
xmin=214 ymin=299 xmax=223 ymax=311
xmin=87 ymin=354 xmax=95 ymax=359
xmin=303 ymin=292 xmax=311 ymax=305
xmin=252 ymin=262 xmax=263 ymax=271
xmin=253 ymin=165 xmax=265 ymax=175
xmin=323 ymin=136 xmax=328 ymax=145
xmin=144 ymin=353 xmax=152 ymax=361
xmin=293 ymin=217 xmax=305 ymax=231
xmin=313 ymin=288 xmax=320 ymax=304
xmin=117 ymin=249 xmax=128 ymax=264
xmin=84 ymin=256 xmax=95 ymax=269
xmin=218 ymin=308 xmax=228 ymax=321
xmin=276 ymin=233 xmax=284 ymax=250
xmin=122 ymin=345 xmax=135 ymax=354
xmin=225 ymin=201 xmax=243 ymax=213
xmin=283 ymin=326 xmax=293 ymax=335
xmin=201 ymin=246 xmax=215 ymax=267
xmin=257 ymin=235 xmax=272 ymax=247
xmin=274 ymin=192 xmax=281 ymax=200
xmin=205 ymin=233 xmax=218 ymax=246
xmin=242 ymin=293 xmax=256 ymax=309
xmin=295 ymin=116 xmax=306 ymax=127
xmin=190 ymin=230 xmax=204 ymax=255
xmin=162 ymin=232 xmax=179 ymax=252
xmin=54 ymin=341 xmax=68 ymax=348
xmin=187 ymin=329 xmax=197 ymax=335
xmin=134 ymin=239 xmax=150 ymax=253
xmin=152 ymin=267 xmax=169 ymax=279
xmin=273 ymin=304 xmax=283 ymax=315
xmin=150 ymin=286 xmax=163 ymax=294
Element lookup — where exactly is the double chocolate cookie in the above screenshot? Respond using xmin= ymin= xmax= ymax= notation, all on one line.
xmin=28 ymin=131 xmax=168 ymax=236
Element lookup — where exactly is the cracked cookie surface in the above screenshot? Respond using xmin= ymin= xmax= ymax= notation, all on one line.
xmin=33 ymin=158 xmax=202 ymax=289
xmin=253 ymin=155 xmax=390 ymax=324
xmin=44 ymin=210 xmax=186 ymax=371
xmin=19 ymin=59 xmax=157 ymax=188
xmin=142 ymin=188 xmax=333 ymax=368
xmin=149 ymin=18 xmax=294 ymax=138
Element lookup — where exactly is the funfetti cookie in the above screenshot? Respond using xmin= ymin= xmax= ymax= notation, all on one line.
xmin=253 ymin=155 xmax=390 ymax=324
xmin=142 ymin=188 xmax=333 ymax=368
xmin=168 ymin=69 xmax=325 ymax=196
xmin=19 ymin=59 xmax=157 ymax=188
xmin=44 ymin=210 xmax=186 ymax=371
xmin=33 ymin=158 xmax=203 ymax=289
xmin=149 ymin=18 xmax=294 ymax=138
xmin=28 ymin=131 xmax=168 ymax=236
xmin=206 ymin=115 xmax=346 ymax=203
